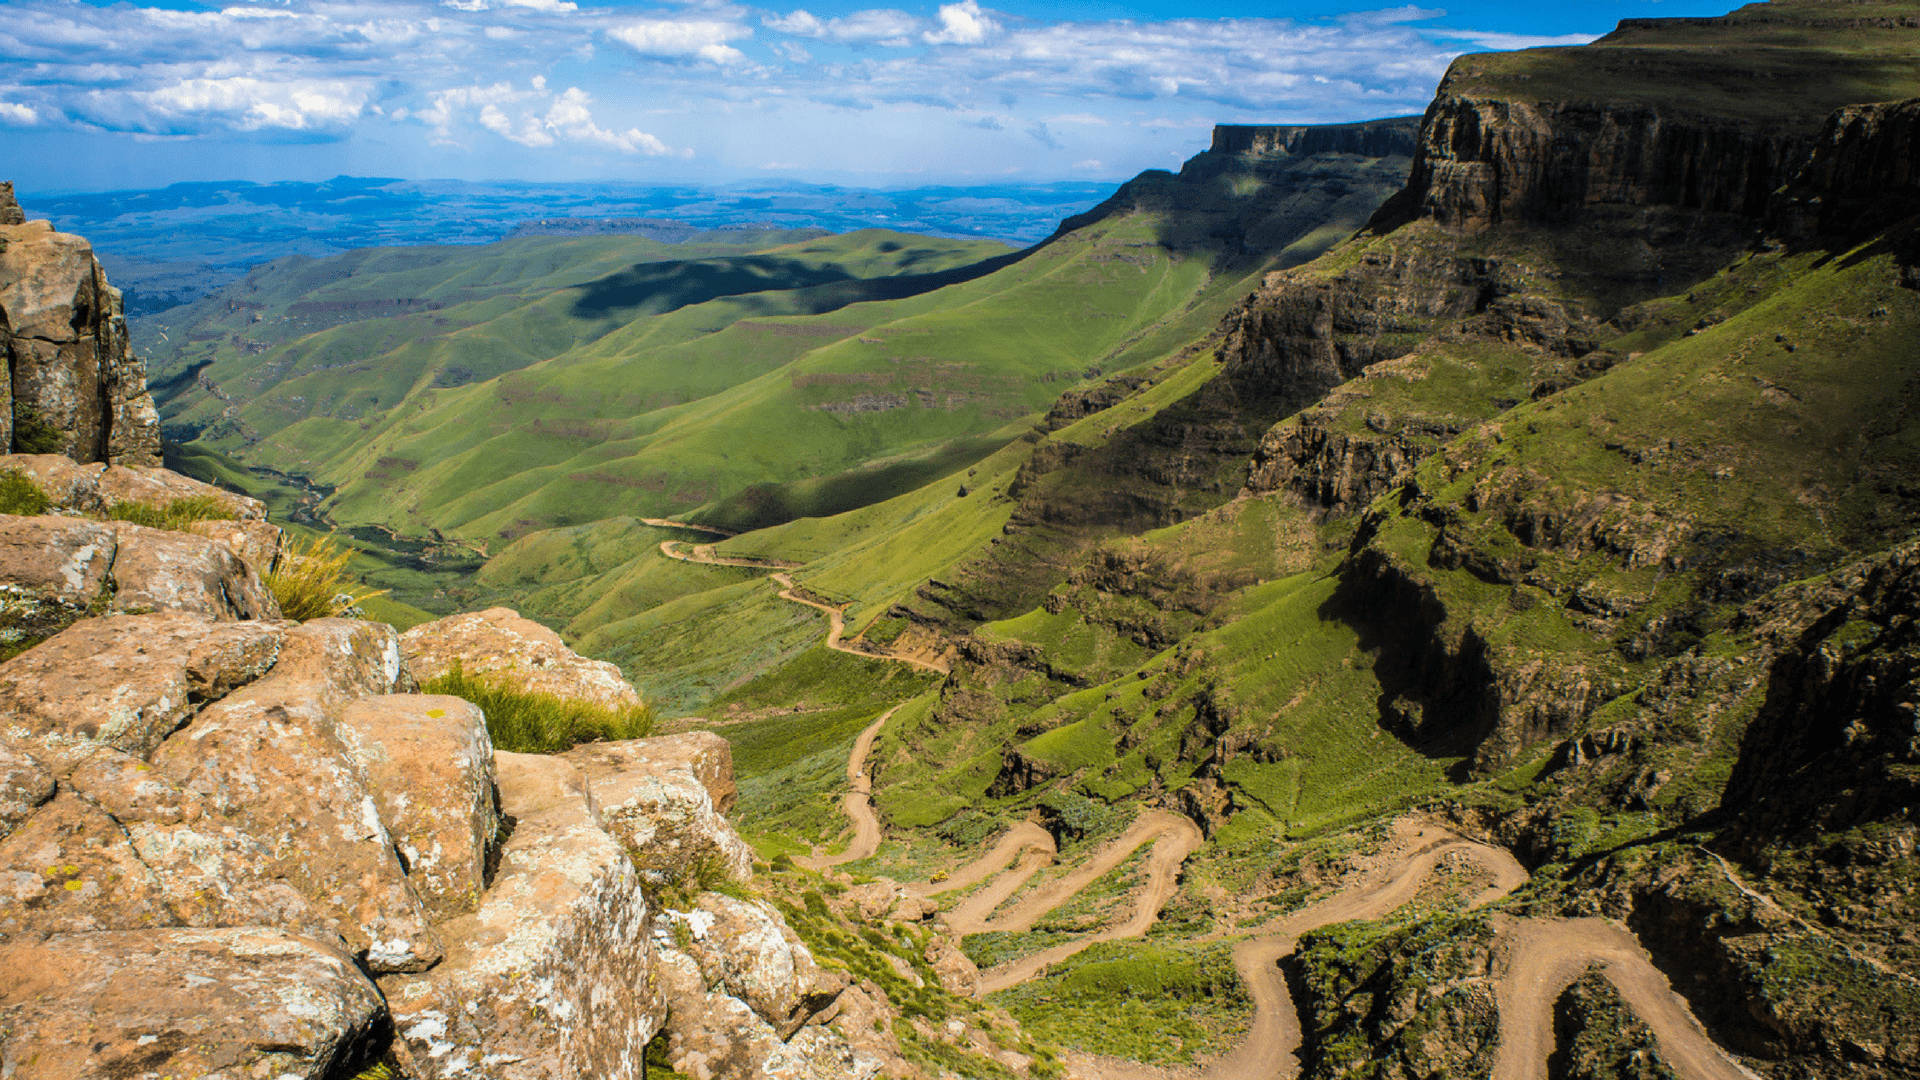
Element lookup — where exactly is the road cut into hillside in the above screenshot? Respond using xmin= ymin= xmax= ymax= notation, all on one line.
xmin=657 ymin=541 xmax=949 ymax=673
xmin=794 ymin=706 xmax=895 ymax=871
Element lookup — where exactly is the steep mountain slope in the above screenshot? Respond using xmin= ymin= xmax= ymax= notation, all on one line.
xmin=153 ymin=123 xmax=1417 ymax=549
xmin=576 ymin=4 xmax=1920 ymax=1078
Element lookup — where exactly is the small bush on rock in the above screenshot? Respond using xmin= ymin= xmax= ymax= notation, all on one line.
xmin=0 ymin=470 xmax=50 ymax=516
xmin=268 ymin=534 xmax=387 ymax=621
xmin=422 ymin=660 xmax=653 ymax=753
xmin=11 ymin=405 xmax=66 ymax=454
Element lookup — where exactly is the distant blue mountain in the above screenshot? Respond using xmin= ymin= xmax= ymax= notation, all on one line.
xmin=16 ymin=176 xmax=1117 ymax=314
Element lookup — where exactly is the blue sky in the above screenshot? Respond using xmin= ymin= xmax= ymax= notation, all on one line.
xmin=0 ymin=0 xmax=1738 ymax=193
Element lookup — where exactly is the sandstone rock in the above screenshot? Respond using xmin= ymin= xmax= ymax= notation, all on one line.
xmin=824 ymin=984 xmax=910 ymax=1079
xmin=336 ymin=693 xmax=498 ymax=920
xmin=0 ymin=181 xmax=22 ymax=226
xmin=0 ymin=454 xmax=265 ymax=520
xmin=565 ymin=729 xmax=736 ymax=812
xmin=0 ymin=612 xmax=283 ymax=770
xmin=152 ymin=618 xmax=439 ymax=973
xmin=0 ymin=454 xmax=103 ymax=506
xmin=0 ymin=512 xmax=116 ymax=609
xmin=0 ymin=789 xmax=173 ymax=938
xmin=655 ymin=944 xmax=876 ymax=1080
xmin=384 ymin=751 xmax=659 ymax=1080
xmin=0 ymin=741 xmax=52 ymax=842
xmin=65 ymin=746 xmax=337 ymax=940
xmin=109 ymin=521 xmax=279 ymax=620
xmin=664 ymin=891 xmax=845 ymax=1038
xmin=924 ymin=935 xmax=980 ymax=997
xmin=98 ymin=463 xmax=268 ymax=521
xmin=564 ymin=735 xmax=753 ymax=888
xmin=0 ymin=927 xmax=384 ymax=1079
xmin=841 ymin=878 xmax=938 ymax=923
xmin=0 ymin=215 xmax=160 ymax=465
xmin=188 ymin=516 xmax=284 ymax=577
xmin=402 ymin=606 xmax=644 ymax=711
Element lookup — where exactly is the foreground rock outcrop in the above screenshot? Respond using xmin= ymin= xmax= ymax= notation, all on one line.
xmin=0 ymin=585 xmax=869 ymax=1077
xmin=402 ymin=606 xmax=646 ymax=711
xmin=0 ymin=184 xmax=161 ymax=466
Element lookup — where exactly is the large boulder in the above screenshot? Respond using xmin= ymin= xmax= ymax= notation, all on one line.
xmin=0 ymin=514 xmax=117 ymax=644
xmin=336 ymin=693 xmax=499 ymax=920
xmin=0 ymin=927 xmax=384 ymax=1080
xmin=383 ymin=751 xmax=660 ymax=1080
xmin=0 ymin=612 xmax=283 ymax=770
xmin=151 ymin=618 xmax=441 ymax=973
xmin=662 ymin=891 xmax=846 ymax=1038
xmin=0 ymin=515 xmax=279 ymax=643
xmin=107 ymin=520 xmax=279 ymax=620
xmin=57 ymin=745 xmax=335 ymax=941
xmin=0 ymin=207 xmax=161 ymax=465
xmin=651 ymin=932 xmax=874 ymax=1080
xmin=401 ymin=607 xmax=644 ymax=711
xmin=564 ymin=735 xmax=754 ymax=889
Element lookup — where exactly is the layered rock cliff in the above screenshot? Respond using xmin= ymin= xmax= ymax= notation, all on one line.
xmin=0 ymin=182 xmax=160 ymax=466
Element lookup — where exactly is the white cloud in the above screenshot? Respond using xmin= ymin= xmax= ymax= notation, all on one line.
xmin=767 ymin=8 xmax=919 ymax=45
xmin=0 ymin=102 xmax=41 ymax=125
xmin=502 ymin=0 xmax=579 ymax=13
xmin=427 ymin=79 xmax=681 ymax=155
xmin=923 ymin=0 xmax=995 ymax=46
xmin=140 ymin=76 xmax=368 ymax=131
xmin=545 ymin=86 xmax=676 ymax=154
xmin=609 ymin=18 xmax=750 ymax=64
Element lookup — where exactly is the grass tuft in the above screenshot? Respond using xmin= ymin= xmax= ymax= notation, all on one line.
xmin=422 ymin=660 xmax=653 ymax=753
xmin=267 ymin=534 xmax=389 ymax=621
xmin=0 ymin=470 xmax=50 ymax=517
xmin=106 ymin=495 xmax=235 ymax=531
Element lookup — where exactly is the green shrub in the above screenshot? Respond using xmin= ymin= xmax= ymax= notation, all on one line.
xmin=267 ymin=534 xmax=388 ymax=621
xmin=0 ymin=470 xmax=50 ymax=516
xmin=421 ymin=660 xmax=653 ymax=754
xmin=106 ymin=495 xmax=235 ymax=531
xmin=11 ymin=405 xmax=65 ymax=454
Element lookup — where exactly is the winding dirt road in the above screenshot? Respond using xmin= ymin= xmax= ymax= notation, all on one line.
xmin=1493 ymin=917 xmax=1761 ymax=1080
xmin=657 ymin=542 xmax=949 ymax=673
xmin=794 ymin=707 xmax=895 ymax=871
xmin=660 ymin=521 xmax=1754 ymax=1080
xmin=909 ymin=814 xmax=1753 ymax=1080
xmin=973 ymin=812 xmax=1203 ymax=994
xmin=640 ymin=517 xmax=740 ymax=538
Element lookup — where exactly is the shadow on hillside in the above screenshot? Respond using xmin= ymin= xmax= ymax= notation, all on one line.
xmin=697 ymin=433 xmax=1009 ymax=534
xmin=569 ymin=247 xmax=1032 ymax=321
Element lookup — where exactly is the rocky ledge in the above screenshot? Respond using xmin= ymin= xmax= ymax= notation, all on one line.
xmin=0 ymin=464 xmax=872 ymax=1080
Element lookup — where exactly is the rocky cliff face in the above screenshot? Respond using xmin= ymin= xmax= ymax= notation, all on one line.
xmin=0 ymin=183 xmax=161 ymax=466
xmin=1209 ymin=119 xmax=1421 ymax=159
xmin=1390 ymin=95 xmax=1806 ymax=232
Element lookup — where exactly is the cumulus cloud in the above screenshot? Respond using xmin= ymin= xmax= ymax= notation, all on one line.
xmin=767 ymin=8 xmax=919 ymax=45
xmin=428 ymin=78 xmax=681 ymax=155
xmin=609 ymin=18 xmax=751 ymax=65
xmin=0 ymin=102 xmax=41 ymax=126
xmin=137 ymin=76 xmax=369 ymax=131
xmin=923 ymin=0 xmax=995 ymax=45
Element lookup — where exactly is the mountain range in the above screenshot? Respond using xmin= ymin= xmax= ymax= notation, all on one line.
xmin=4 ymin=1 xmax=1917 ymax=1078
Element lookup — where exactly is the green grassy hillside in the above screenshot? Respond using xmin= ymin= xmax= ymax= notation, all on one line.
xmin=153 ymin=128 xmax=1414 ymax=549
